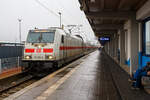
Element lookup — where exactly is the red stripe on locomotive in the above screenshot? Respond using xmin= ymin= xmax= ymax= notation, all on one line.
xmin=25 ymin=49 xmax=35 ymax=53
xmin=43 ymin=48 xmax=53 ymax=53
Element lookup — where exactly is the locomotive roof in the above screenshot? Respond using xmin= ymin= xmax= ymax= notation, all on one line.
xmin=29 ymin=28 xmax=83 ymax=41
xmin=29 ymin=29 xmax=56 ymax=33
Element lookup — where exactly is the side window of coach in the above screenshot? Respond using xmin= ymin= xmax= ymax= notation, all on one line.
xmin=145 ymin=20 xmax=150 ymax=55
xmin=61 ymin=35 xmax=64 ymax=43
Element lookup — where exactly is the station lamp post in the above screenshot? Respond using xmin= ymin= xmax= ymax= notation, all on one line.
xmin=58 ymin=12 xmax=62 ymax=28
xmin=18 ymin=19 xmax=22 ymax=43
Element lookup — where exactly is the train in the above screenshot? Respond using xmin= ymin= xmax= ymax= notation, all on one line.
xmin=22 ymin=27 xmax=97 ymax=75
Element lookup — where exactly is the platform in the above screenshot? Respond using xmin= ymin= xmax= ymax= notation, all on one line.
xmin=5 ymin=50 xmax=150 ymax=100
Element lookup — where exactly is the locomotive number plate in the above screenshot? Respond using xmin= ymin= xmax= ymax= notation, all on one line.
xmin=36 ymin=49 xmax=42 ymax=53
xmin=37 ymin=56 xmax=42 ymax=59
xmin=34 ymin=55 xmax=43 ymax=59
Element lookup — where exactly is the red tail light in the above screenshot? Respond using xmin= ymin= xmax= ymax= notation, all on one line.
xmin=25 ymin=49 xmax=35 ymax=53
xmin=43 ymin=48 xmax=53 ymax=53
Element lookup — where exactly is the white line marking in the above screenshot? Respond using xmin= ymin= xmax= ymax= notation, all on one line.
xmin=35 ymin=64 xmax=80 ymax=100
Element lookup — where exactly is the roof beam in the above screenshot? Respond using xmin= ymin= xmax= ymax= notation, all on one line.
xmin=88 ymin=0 xmax=104 ymax=12
xmin=80 ymin=0 xmax=88 ymax=11
xmin=95 ymin=33 xmax=113 ymax=37
xmin=118 ymin=0 xmax=125 ymax=9
xmin=135 ymin=0 xmax=147 ymax=10
xmin=136 ymin=0 xmax=150 ymax=20
xmin=94 ymin=30 xmax=117 ymax=34
xmin=85 ymin=11 xmax=135 ymax=19
xmin=90 ymin=0 xmax=96 ymax=3
xmin=100 ymin=0 xmax=105 ymax=11
xmin=92 ymin=24 xmax=123 ymax=30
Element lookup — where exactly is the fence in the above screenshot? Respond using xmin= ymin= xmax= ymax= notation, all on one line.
xmin=0 ymin=44 xmax=24 ymax=73
xmin=0 ymin=57 xmax=22 ymax=73
xmin=0 ymin=46 xmax=23 ymax=58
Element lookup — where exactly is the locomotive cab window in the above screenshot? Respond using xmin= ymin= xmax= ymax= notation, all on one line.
xmin=145 ymin=20 xmax=150 ymax=55
xmin=27 ymin=31 xmax=55 ymax=43
xmin=61 ymin=35 xmax=64 ymax=43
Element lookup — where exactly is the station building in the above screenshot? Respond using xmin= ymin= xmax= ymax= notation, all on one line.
xmin=79 ymin=0 xmax=150 ymax=75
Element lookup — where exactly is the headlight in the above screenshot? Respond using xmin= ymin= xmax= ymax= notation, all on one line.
xmin=38 ymin=45 xmax=41 ymax=48
xmin=48 ymin=55 xmax=53 ymax=59
xmin=25 ymin=55 xmax=31 ymax=59
xmin=46 ymin=55 xmax=53 ymax=59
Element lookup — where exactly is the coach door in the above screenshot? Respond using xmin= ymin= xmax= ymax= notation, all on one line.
xmin=61 ymin=35 xmax=65 ymax=59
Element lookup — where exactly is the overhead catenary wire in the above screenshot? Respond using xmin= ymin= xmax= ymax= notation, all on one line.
xmin=54 ymin=0 xmax=79 ymax=24
xmin=35 ymin=0 xmax=82 ymax=34
xmin=34 ymin=0 xmax=71 ymax=25
xmin=34 ymin=0 xmax=96 ymax=43
xmin=54 ymin=0 xmax=94 ymax=41
xmin=35 ymin=0 xmax=59 ymax=18
xmin=36 ymin=0 xmax=83 ymax=27
xmin=35 ymin=0 xmax=83 ymax=27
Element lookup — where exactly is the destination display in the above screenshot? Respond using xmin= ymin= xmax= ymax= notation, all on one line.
xmin=99 ymin=37 xmax=110 ymax=41
xmin=99 ymin=37 xmax=110 ymax=46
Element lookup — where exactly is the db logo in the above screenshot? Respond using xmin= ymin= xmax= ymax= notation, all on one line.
xmin=36 ymin=49 xmax=41 ymax=53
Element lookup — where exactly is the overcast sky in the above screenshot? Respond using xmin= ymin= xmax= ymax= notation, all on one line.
xmin=0 ymin=0 xmax=97 ymax=43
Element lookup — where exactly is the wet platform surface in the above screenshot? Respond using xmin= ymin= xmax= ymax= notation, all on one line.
xmin=45 ymin=51 xmax=121 ymax=100
xmin=6 ymin=50 xmax=150 ymax=100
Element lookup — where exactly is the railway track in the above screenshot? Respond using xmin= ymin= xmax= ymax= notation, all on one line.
xmin=0 ymin=73 xmax=37 ymax=100
xmin=0 ymin=75 xmax=33 ymax=92
xmin=0 ymin=66 xmax=77 ymax=99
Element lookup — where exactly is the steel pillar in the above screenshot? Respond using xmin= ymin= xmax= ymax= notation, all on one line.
xmin=129 ymin=18 xmax=139 ymax=75
xmin=119 ymin=30 xmax=126 ymax=65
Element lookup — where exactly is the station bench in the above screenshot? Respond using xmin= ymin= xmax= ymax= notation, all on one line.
xmin=142 ymin=76 xmax=150 ymax=93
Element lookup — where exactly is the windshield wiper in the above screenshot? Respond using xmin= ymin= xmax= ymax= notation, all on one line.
xmin=38 ymin=33 xmax=43 ymax=43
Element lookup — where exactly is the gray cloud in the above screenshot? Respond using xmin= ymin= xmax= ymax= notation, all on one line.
xmin=0 ymin=0 xmax=96 ymax=43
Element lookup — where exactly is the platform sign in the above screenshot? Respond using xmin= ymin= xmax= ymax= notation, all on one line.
xmin=99 ymin=37 xmax=110 ymax=41
xmin=99 ymin=37 xmax=110 ymax=46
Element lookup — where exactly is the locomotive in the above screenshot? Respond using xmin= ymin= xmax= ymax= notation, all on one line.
xmin=22 ymin=27 xmax=96 ymax=74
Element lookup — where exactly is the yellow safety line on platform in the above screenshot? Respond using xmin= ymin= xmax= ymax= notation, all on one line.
xmin=36 ymin=63 xmax=80 ymax=100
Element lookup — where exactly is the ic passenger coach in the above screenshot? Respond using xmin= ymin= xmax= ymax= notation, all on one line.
xmin=23 ymin=27 xmax=96 ymax=74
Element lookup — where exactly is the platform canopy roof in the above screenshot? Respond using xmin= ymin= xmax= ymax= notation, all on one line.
xmin=78 ymin=0 xmax=147 ymax=37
